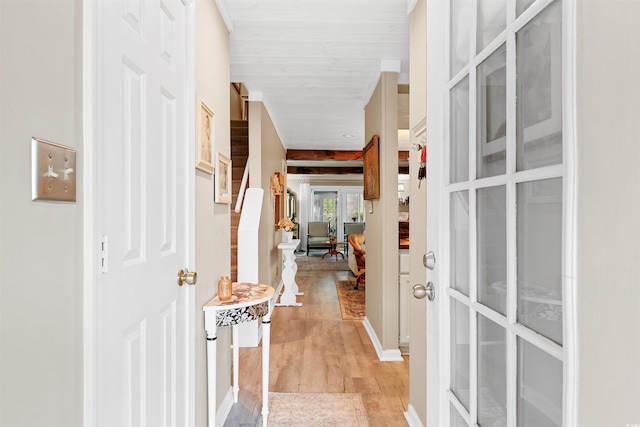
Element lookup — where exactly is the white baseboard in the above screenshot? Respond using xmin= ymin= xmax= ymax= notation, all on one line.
xmin=362 ymin=317 xmax=404 ymax=362
xmin=404 ymin=404 xmax=425 ymax=427
xmin=215 ymin=387 xmax=234 ymax=427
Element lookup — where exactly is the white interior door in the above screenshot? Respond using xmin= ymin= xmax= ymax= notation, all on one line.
xmin=95 ymin=1 xmax=193 ymax=425
xmin=426 ymin=0 xmax=572 ymax=425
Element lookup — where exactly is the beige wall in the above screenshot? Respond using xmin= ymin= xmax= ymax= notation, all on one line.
xmin=195 ymin=1 xmax=232 ymax=424
xmin=230 ymin=84 xmax=243 ymax=121
xmin=248 ymin=102 xmax=286 ymax=286
xmin=408 ymin=0 xmax=427 ymax=423
xmin=364 ymin=72 xmax=400 ymax=352
xmin=575 ymin=1 xmax=640 ymax=425
xmin=0 ymin=1 xmax=83 ymax=425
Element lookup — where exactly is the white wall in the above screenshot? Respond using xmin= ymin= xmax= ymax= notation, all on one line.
xmin=195 ymin=0 xmax=232 ymax=424
xmin=575 ymin=1 xmax=640 ymax=424
xmin=0 ymin=1 xmax=83 ymax=425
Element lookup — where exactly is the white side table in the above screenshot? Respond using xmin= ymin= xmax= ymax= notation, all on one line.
xmin=276 ymin=239 xmax=303 ymax=306
xmin=203 ymin=282 xmax=275 ymax=427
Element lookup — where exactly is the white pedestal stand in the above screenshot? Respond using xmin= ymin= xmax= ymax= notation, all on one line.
xmin=275 ymin=239 xmax=303 ymax=306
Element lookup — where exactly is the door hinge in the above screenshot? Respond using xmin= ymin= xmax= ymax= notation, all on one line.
xmin=101 ymin=235 xmax=108 ymax=273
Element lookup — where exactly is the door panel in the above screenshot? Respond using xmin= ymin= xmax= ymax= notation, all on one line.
xmin=96 ymin=1 xmax=191 ymax=425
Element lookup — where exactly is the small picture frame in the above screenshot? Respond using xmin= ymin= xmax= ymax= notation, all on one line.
xmin=196 ymin=96 xmax=215 ymax=174
xmin=214 ymin=152 xmax=232 ymax=204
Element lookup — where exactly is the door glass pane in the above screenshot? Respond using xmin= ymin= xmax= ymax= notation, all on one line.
xmin=477 ymin=0 xmax=506 ymax=53
xmin=451 ymin=191 xmax=470 ymax=296
xmin=518 ymin=338 xmax=563 ymax=427
xmin=477 ymin=186 xmax=506 ymax=314
xmin=478 ymin=315 xmax=507 ymax=427
xmin=477 ymin=44 xmax=507 ymax=178
xmin=451 ymin=404 xmax=468 ymax=426
xmin=517 ymin=179 xmax=563 ymax=344
xmin=450 ymin=77 xmax=470 ymax=183
xmin=451 ymin=0 xmax=472 ymax=77
xmin=345 ymin=193 xmax=364 ymax=222
xmin=312 ymin=191 xmax=338 ymax=234
xmin=451 ymin=298 xmax=470 ymax=411
xmin=517 ymin=0 xmax=536 ymax=17
xmin=516 ymin=0 xmax=562 ymax=171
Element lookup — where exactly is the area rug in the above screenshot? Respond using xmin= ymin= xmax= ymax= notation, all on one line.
xmin=336 ymin=280 xmax=365 ymax=320
xmin=268 ymin=392 xmax=370 ymax=426
xmin=295 ymin=255 xmax=349 ymax=271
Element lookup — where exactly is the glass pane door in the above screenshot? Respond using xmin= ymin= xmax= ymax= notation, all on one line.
xmin=444 ymin=1 xmax=565 ymax=425
xmin=311 ymin=190 xmax=338 ymax=235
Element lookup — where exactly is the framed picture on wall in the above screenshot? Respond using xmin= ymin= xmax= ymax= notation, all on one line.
xmin=196 ymin=96 xmax=215 ymax=174
xmin=363 ymin=135 xmax=380 ymax=200
xmin=214 ymin=152 xmax=232 ymax=204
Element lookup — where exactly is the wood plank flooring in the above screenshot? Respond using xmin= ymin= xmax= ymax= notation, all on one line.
xmin=224 ymin=269 xmax=410 ymax=426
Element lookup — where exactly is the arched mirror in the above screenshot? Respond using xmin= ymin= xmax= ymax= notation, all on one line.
xmin=286 ymin=188 xmax=297 ymax=220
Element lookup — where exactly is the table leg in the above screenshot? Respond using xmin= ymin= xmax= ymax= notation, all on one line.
xmin=205 ymin=326 xmax=217 ymax=427
xmin=261 ymin=314 xmax=271 ymax=426
xmin=232 ymin=324 xmax=239 ymax=402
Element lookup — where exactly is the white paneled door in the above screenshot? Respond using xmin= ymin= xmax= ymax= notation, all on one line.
xmin=95 ymin=1 xmax=193 ymax=425
xmin=426 ymin=0 xmax=573 ymax=426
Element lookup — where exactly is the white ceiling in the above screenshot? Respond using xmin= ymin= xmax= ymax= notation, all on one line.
xmin=216 ymin=0 xmax=412 ymax=151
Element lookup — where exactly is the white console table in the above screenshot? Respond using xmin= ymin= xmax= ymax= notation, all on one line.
xmin=203 ymin=282 xmax=275 ymax=427
xmin=275 ymin=239 xmax=303 ymax=306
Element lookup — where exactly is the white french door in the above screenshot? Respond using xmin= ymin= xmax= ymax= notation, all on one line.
xmin=426 ymin=0 xmax=575 ymax=426
xmin=88 ymin=0 xmax=195 ymax=425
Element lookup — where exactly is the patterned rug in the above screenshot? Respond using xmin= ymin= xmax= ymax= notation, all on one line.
xmin=335 ymin=280 xmax=365 ymax=320
xmin=295 ymin=255 xmax=349 ymax=271
xmin=268 ymin=393 xmax=370 ymax=426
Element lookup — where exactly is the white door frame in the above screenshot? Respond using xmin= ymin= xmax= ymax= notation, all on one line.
xmin=82 ymin=0 xmax=197 ymax=425
xmin=425 ymin=0 xmax=577 ymax=425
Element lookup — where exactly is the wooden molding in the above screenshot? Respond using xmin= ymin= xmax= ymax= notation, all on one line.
xmin=286 ymin=149 xmax=410 ymax=161
xmin=286 ymin=150 xmax=363 ymax=161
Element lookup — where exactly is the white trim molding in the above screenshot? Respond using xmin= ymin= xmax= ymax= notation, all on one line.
xmin=214 ymin=0 xmax=233 ymax=32
xmin=404 ymin=404 xmax=425 ymax=427
xmin=362 ymin=317 xmax=404 ymax=362
xmin=215 ymin=387 xmax=234 ymax=427
xmin=82 ymin=0 xmax=98 ymax=423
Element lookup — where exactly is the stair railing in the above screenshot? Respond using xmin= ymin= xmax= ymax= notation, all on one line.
xmin=234 ymin=156 xmax=250 ymax=213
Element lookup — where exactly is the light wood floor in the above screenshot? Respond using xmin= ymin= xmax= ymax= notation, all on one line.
xmin=224 ymin=269 xmax=410 ymax=426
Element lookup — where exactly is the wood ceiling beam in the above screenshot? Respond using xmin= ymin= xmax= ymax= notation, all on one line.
xmin=287 ymin=166 xmax=410 ymax=175
xmin=287 ymin=166 xmax=363 ymax=175
xmin=286 ymin=150 xmax=363 ymax=161
xmin=287 ymin=149 xmax=411 ymax=161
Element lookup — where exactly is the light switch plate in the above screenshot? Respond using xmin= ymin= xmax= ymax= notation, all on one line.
xmin=31 ymin=137 xmax=77 ymax=202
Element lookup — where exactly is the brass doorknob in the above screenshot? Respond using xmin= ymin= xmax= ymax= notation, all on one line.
xmin=177 ymin=268 xmax=197 ymax=286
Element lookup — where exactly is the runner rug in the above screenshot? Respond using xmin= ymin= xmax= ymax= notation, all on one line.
xmin=295 ymin=255 xmax=349 ymax=271
xmin=268 ymin=392 xmax=370 ymax=426
xmin=335 ymin=280 xmax=365 ymax=320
